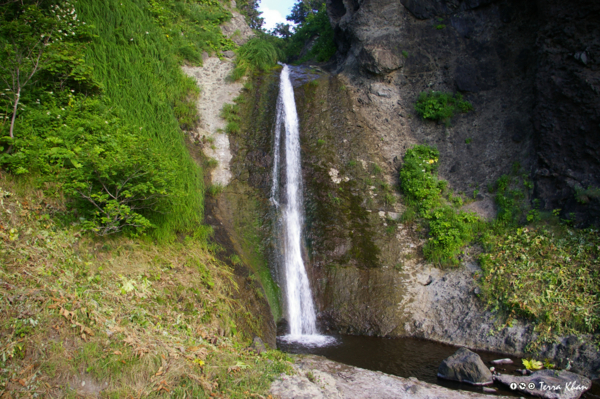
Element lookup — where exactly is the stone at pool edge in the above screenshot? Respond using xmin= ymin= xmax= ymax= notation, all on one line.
xmin=494 ymin=369 xmax=592 ymax=399
xmin=437 ymin=347 xmax=494 ymax=385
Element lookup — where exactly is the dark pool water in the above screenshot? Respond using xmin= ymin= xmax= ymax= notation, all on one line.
xmin=278 ymin=334 xmax=600 ymax=398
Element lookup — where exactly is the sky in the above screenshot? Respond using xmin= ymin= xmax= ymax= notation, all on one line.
xmin=258 ymin=0 xmax=297 ymax=31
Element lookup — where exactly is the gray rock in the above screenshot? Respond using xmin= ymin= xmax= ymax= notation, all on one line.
xmin=494 ymin=369 xmax=592 ymax=399
xmin=271 ymin=355 xmax=513 ymax=399
xmin=438 ymin=347 xmax=494 ymax=385
xmin=222 ymin=50 xmax=235 ymax=59
xmin=491 ymin=358 xmax=514 ymax=365
xmin=250 ymin=336 xmax=267 ymax=354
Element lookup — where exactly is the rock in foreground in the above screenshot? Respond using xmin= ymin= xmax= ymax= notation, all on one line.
xmin=438 ymin=347 xmax=494 ymax=385
xmin=270 ymin=355 xmax=511 ymax=399
xmin=495 ymin=369 xmax=592 ymax=399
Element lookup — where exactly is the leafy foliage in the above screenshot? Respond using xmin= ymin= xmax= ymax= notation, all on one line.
xmin=283 ymin=4 xmax=336 ymax=63
xmin=2 ymin=97 xmax=182 ymax=235
xmin=232 ymin=37 xmax=279 ymax=80
xmin=286 ymin=0 xmax=325 ymax=24
xmin=236 ymin=0 xmax=263 ymax=30
xmin=399 ymin=145 xmax=443 ymax=214
xmin=414 ymin=91 xmax=473 ymax=125
xmin=424 ymin=206 xmax=479 ymax=265
xmin=523 ymin=359 xmax=544 ymax=371
xmin=0 ymin=0 xmax=98 ymax=140
xmin=479 ymin=227 xmax=600 ymax=346
xmin=400 ymin=145 xmax=480 ymax=265
xmin=1 ymin=0 xmax=247 ymax=238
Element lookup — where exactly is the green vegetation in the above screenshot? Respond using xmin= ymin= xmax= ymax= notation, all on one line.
xmin=0 ymin=178 xmax=291 ymax=397
xmin=479 ymin=226 xmax=600 ymax=348
xmin=400 ymin=146 xmax=599 ymax=345
xmin=414 ymin=91 xmax=473 ymax=125
xmin=145 ymin=0 xmax=236 ymax=63
xmin=271 ymin=2 xmax=336 ymax=63
xmin=575 ymin=185 xmax=600 ymax=204
xmin=0 ymin=0 xmax=251 ymax=239
xmin=399 ymin=145 xmax=480 ymax=266
xmin=232 ymin=37 xmax=280 ymax=80
xmin=435 ymin=24 xmax=446 ymax=30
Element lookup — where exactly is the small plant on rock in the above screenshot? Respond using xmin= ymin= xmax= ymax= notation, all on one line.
xmin=414 ymin=91 xmax=473 ymax=125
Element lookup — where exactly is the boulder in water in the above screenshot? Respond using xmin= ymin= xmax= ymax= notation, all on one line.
xmin=437 ymin=347 xmax=494 ymax=385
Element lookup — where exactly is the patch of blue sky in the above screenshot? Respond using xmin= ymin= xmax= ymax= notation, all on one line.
xmin=258 ymin=0 xmax=297 ymax=31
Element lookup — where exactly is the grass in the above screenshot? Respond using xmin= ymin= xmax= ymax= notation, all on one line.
xmin=232 ymin=38 xmax=279 ymax=81
xmin=0 ymin=174 xmax=292 ymax=397
xmin=74 ymin=0 xmax=212 ymax=239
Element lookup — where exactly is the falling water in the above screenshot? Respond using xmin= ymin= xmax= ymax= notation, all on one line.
xmin=271 ymin=65 xmax=334 ymax=346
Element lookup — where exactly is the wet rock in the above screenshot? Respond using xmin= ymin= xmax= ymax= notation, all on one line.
xmin=271 ymin=355 xmax=513 ymax=399
xmin=250 ymin=337 xmax=267 ymax=354
xmin=483 ymin=387 xmax=497 ymax=394
xmin=494 ymin=369 xmax=592 ymax=399
xmin=491 ymin=358 xmax=514 ymax=365
xmin=438 ymin=347 xmax=494 ymax=385
xmin=418 ymin=275 xmax=433 ymax=286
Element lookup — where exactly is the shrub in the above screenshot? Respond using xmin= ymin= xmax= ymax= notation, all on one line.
xmin=414 ymin=91 xmax=473 ymax=125
xmin=399 ymin=145 xmax=443 ymax=215
xmin=1 ymin=98 xmax=180 ymax=236
xmin=400 ymin=144 xmax=481 ymax=265
xmin=232 ymin=38 xmax=279 ymax=80
xmin=424 ymin=206 xmax=479 ymax=266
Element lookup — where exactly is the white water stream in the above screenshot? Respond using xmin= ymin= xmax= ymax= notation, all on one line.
xmin=271 ymin=65 xmax=333 ymax=346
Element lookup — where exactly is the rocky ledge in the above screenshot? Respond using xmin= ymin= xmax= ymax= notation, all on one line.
xmin=270 ymin=355 xmax=511 ymax=399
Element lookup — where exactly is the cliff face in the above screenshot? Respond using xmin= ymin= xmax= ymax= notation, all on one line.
xmin=278 ymin=0 xmax=600 ymax=376
xmin=326 ymin=0 xmax=600 ymax=224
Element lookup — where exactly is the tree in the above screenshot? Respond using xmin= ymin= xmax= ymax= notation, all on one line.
xmin=0 ymin=4 xmax=51 ymax=141
xmin=286 ymin=0 xmax=324 ymax=25
xmin=272 ymin=23 xmax=293 ymax=39
xmin=0 ymin=1 xmax=95 ymax=146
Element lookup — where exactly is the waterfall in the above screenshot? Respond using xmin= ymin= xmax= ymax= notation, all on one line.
xmin=271 ymin=65 xmax=333 ymax=346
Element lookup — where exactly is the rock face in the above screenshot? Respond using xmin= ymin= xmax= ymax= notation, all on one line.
xmin=268 ymin=0 xmax=600 ymax=379
xmin=495 ymin=369 xmax=592 ymax=399
xmin=438 ymin=347 xmax=494 ymax=385
xmin=326 ymin=0 xmax=600 ymax=226
xmin=270 ymin=355 xmax=513 ymax=399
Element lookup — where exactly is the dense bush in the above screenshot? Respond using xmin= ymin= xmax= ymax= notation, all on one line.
xmin=424 ymin=206 xmax=479 ymax=265
xmin=479 ymin=227 xmax=600 ymax=346
xmin=2 ymin=97 xmax=180 ymax=235
xmin=399 ymin=144 xmax=443 ymax=215
xmin=400 ymin=145 xmax=479 ymax=265
xmin=232 ymin=37 xmax=280 ymax=80
xmin=415 ymin=91 xmax=473 ymax=125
